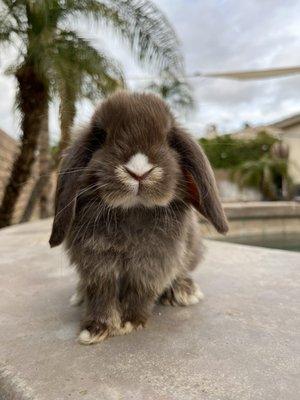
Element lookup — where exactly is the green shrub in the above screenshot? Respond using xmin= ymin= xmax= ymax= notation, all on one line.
xmin=199 ymin=131 xmax=293 ymax=200
xmin=199 ymin=131 xmax=278 ymax=170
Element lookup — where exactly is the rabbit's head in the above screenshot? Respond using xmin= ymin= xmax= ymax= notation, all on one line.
xmin=50 ymin=91 xmax=228 ymax=247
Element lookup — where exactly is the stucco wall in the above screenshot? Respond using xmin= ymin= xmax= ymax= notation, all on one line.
xmin=280 ymin=125 xmax=300 ymax=184
xmin=214 ymin=169 xmax=261 ymax=202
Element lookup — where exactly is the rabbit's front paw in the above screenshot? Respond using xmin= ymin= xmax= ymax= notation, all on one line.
xmin=78 ymin=321 xmax=109 ymax=345
xmin=78 ymin=319 xmax=139 ymax=344
xmin=114 ymin=321 xmax=135 ymax=336
xmin=119 ymin=320 xmax=145 ymax=334
xmin=160 ymin=277 xmax=204 ymax=307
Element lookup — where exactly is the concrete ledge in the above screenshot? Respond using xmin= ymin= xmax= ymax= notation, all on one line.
xmin=1 ymin=220 xmax=300 ymax=400
xmin=223 ymin=201 xmax=300 ymax=220
xmin=202 ymin=201 xmax=300 ymax=238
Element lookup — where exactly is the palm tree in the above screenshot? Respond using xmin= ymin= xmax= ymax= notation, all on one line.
xmin=37 ymin=107 xmax=51 ymax=218
xmin=146 ymin=73 xmax=194 ymax=115
xmin=0 ymin=0 xmax=183 ymax=228
xmin=21 ymin=42 xmax=124 ymax=223
xmin=54 ymin=36 xmax=124 ymax=160
xmin=230 ymin=155 xmax=292 ymax=201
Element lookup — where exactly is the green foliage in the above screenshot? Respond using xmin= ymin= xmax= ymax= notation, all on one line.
xmin=0 ymin=0 xmax=185 ymax=150
xmin=0 ymin=0 xmax=183 ymax=82
xmin=199 ymin=131 xmax=292 ymax=200
xmin=230 ymin=155 xmax=291 ymax=200
xmin=50 ymin=31 xmax=124 ymax=102
xmin=0 ymin=0 xmax=185 ymax=226
xmin=0 ymin=0 xmax=185 ymax=117
xmin=199 ymin=131 xmax=278 ymax=170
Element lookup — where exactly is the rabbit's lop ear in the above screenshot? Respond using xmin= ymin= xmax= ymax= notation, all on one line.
xmin=49 ymin=125 xmax=106 ymax=247
xmin=170 ymin=127 xmax=228 ymax=234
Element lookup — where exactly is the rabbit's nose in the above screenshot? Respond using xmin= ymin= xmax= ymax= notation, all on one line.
xmin=124 ymin=166 xmax=154 ymax=182
xmin=124 ymin=152 xmax=155 ymax=182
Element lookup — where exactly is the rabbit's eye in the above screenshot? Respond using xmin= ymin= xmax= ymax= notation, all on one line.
xmin=90 ymin=124 xmax=107 ymax=148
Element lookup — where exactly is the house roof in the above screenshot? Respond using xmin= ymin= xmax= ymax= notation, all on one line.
xmin=0 ymin=128 xmax=16 ymax=144
xmin=0 ymin=128 xmax=17 ymax=153
xmin=230 ymin=112 xmax=300 ymax=139
xmin=230 ymin=125 xmax=281 ymax=140
xmin=272 ymin=114 xmax=300 ymax=129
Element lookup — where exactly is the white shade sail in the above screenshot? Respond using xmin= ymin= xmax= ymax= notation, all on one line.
xmin=194 ymin=66 xmax=300 ymax=80
xmin=129 ymin=66 xmax=300 ymax=81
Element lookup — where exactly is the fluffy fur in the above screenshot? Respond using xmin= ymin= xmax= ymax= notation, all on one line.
xmin=49 ymin=91 xmax=228 ymax=344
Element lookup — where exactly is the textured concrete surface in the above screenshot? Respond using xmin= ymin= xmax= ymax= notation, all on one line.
xmin=0 ymin=219 xmax=300 ymax=400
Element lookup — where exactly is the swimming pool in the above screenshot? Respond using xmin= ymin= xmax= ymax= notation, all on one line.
xmin=220 ymin=233 xmax=300 ymax=252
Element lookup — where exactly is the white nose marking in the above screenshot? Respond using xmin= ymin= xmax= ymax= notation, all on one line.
xmin=125 ymin=153 xmax=153 ymax=176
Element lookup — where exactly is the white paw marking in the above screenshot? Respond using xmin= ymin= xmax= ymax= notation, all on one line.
xmin=194 ymin=284 xmax=205 ymax=300
xmin=172 ymin=283 xmax=204 ymax=306
xmin=114 ymin=322 xmax=134 ymax=336
xmin=176 ymin=292 xmax=198 ymax=306
xmin=78 ymin=329 xmax=108 ymax=345
xmin=125 ymin=153 xmax=153 ymax=176
xmin=69 ymin=292 xmax=83 ymax=307
xmin=177 ymin=284 xmax=204 ymax=305
xmin=78 ymin=329 xmax=92 ymax=344
xmin=122 ymin=321 xmax=134 ymax=334
xmin=78 ymin=321 xmax=136 ymax=344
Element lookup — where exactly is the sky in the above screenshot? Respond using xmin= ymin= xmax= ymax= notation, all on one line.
xmin=1 ymin=0 xmax=300 ymax=140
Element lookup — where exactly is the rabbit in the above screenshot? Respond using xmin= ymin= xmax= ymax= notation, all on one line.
xmin=49 ymin=91 xmax=228 ymax=345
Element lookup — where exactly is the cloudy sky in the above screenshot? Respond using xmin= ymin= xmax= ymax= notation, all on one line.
xmin=1 ymin=0 xmax=300 ymax=140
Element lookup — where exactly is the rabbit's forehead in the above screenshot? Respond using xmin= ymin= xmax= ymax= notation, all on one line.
xmin=94 ymin=92 xmax=172 ymax=140
xmin=109 ymin=119 xmax=168 ymax=142
xmin=103 ymin=110 xmax=170 ymax=134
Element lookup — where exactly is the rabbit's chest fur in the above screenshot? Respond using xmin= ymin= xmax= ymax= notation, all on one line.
xmin=69 ymin=200 xmax=188 ymax=251
xmin=66 ymin=199 xmax=199 ymax=284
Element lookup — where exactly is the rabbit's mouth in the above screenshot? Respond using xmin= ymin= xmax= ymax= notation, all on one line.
xmin=113 ymin=152 xmax=164 ymax=204
xmin=116 ymin=165 xmax=163 ymax=191
xmin=112 ymin=174 xmax=166 ymax=209
xmin=90 ymin=152 xmax=176 ymax=209
xmin=116 ymin=153 xmax=163 ymax=184
xmin=106 ymin=191 xmax=173 ymax=210
xmin=100 ymin=164 xmax=170 ymax=210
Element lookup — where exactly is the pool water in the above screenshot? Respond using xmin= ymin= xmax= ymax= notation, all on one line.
xmin=221 ymin=233 xmax=300 ymax=252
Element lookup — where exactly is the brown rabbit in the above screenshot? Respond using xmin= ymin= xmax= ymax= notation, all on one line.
xmin=49 ymin=91 xmax=228 ymax=344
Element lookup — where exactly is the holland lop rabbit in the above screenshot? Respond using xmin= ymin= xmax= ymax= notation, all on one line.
xmin=49 ymin=91 xmax=228 ymax=344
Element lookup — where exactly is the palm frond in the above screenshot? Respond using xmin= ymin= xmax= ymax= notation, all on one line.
xmin=109 ymin=0 xmax=183 ymax=74
xmin=0 ymin=19 xmax=13 ymax=43
xmin=49 ymin=29 xmax=124 ymax=100
xmin=1 ymin=0 xmax=27 ymax=32
xmin=2 ymin=0 xmax=184 ymax=80
xmin=230 ymin=155 xmax=292 ymax=200
xmin=60 ymin=0 xmax=183 ymax=74
xmin=0 ymin=2 xmax=26 ymax=46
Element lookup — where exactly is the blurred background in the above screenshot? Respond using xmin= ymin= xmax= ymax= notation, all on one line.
xmin=0 ymin=0 xmax=300 ymax=250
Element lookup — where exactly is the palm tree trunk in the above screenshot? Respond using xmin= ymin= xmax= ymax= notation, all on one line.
xmin=21 ymin=88 xmax=76 ymax=224
xmin=39 ymin=108 xmax=52 ymax=218
xmin=57 ymin=84 xmax=76 ymax=163
xmin=20 ymin=106 xmax=52 ymax=223
xmin=0 ymin=63 xmax=48 ymax=228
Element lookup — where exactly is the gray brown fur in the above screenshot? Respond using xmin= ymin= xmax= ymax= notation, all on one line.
xmin=49 ymin=91 xmax=228 ymax=344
